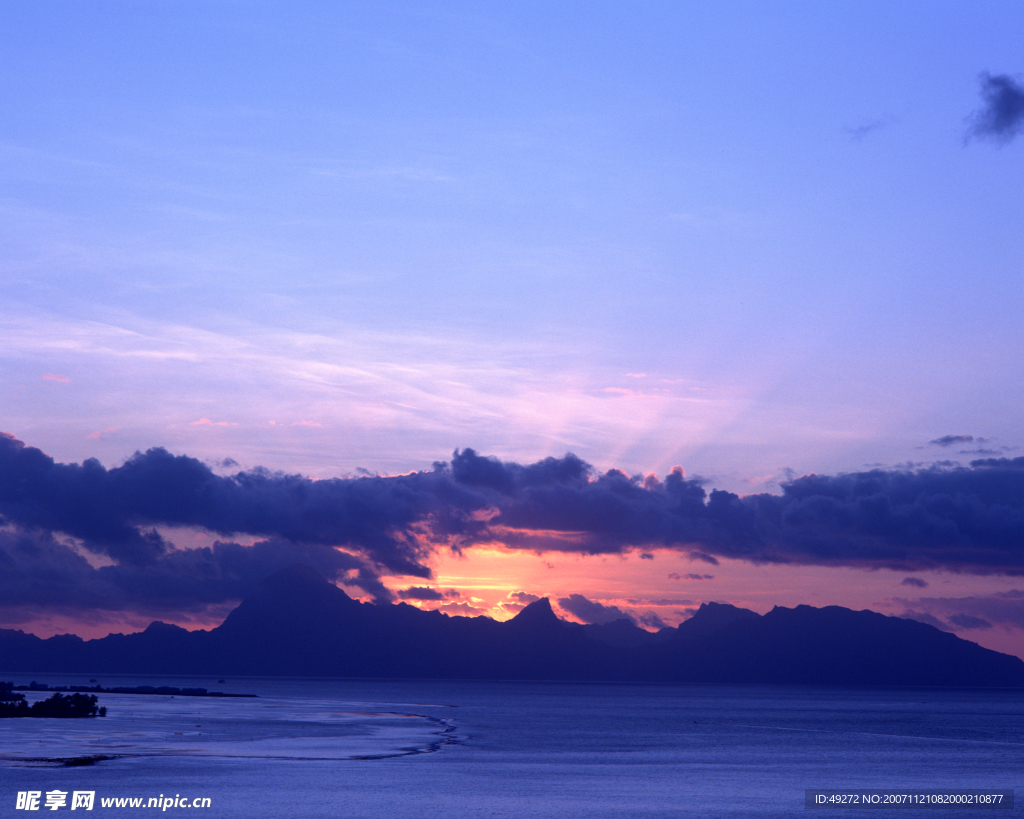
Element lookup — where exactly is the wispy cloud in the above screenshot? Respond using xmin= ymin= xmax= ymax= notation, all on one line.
xmin=0 ymin=307 xmax=763 ymax=483
xmin=845 ymin=118 xmax=890 ymax=141
xmin=929 ymin=434 xmax=974 ymax=447
xmin=86 ymin=427 xmax=119 ymax=440
xmin=894 ymin=590 xmax=1024 ymax=633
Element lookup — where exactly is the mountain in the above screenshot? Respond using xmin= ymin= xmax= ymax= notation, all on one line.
xmin=2 ymin=566 xmax=1022 ymax=687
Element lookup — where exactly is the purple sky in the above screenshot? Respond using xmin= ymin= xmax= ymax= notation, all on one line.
xmin=2 ymin=2 xmax=1024 ymax=657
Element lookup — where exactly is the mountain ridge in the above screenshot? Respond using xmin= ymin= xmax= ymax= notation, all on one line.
xmin=1 ymin=566 xmax=1021 ymax=687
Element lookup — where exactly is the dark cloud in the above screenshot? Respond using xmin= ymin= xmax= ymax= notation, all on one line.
xmin=7 ymin=434 xmax=1024 ymax=621
xmin=897 ymin=610 xmax=953 ymax=632
xmin=558 ymin=594 xmax=636 ymax=626
xmin=639 ymin=552 xmax=654 ymax=560
xmin=637 ymin=611 xmax=668 ymax=630
xmin=947 ymin=613 xmax=992 ymax=630
xmin=0 ymin=527 xmax=385 ymax=623
xmin=396 ymin=587 xmax=459 ymax=602
xmin=970 ymin=456 xmax=1024 ymax=470
xmin=968 ymin=73 xmax=1024 ymax=143
xmin=667 ymin=572 xmax=714 ymax=580
xmin=445 ymin=451 xmax=1024 ymax=576
xmin=0 ymin=433 xmax=479 ymax=577
xmin=900 ymin=577 xmax=928 ymax=588
xmin=929 ymin=435 xmax=973 ymax=447
xmin=397 ymin=587 xmax=444 ymax=601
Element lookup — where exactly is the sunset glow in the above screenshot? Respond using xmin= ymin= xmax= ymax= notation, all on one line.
xmin=2 ymin=3 xmax=1023 ymax=663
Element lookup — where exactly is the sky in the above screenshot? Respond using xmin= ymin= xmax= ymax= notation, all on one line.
xmin=2 ymin=2 xmax=1024 ymax=657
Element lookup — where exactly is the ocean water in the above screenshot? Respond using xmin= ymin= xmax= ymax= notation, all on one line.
xmin=1 ymin=675 xmax=1021 ymax=818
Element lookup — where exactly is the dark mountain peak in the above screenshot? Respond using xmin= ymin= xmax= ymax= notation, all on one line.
xmin=43 ymin=632 xmax=86 ymax=647
xmin=764 ymin=603 xmax=886 ymax=623
xmin=768 ymin=603 xmax=818 ymax=614
xmin=216 ymin=564 xmax=360 ymax=637
xmin=508 ymin=597 xmax=561 ymax=628
xmin=142 ymin=621 xmax=188 ymax=635
xmin=679 ymin=601 xmax=760 ymax=635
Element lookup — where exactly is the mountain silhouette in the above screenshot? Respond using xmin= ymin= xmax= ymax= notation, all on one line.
xmin=1 ymin=566 xmax=1022 ymax=686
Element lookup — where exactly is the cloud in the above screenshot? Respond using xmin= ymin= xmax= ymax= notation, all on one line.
xmin=636 ymin=611 xmax=668 ymax=630
xmin=0 ymin=527 xmax=386 ymax=624
xmin=190 ymin=418 xmax=238 ymax=427
xmin=929 ymin=434 xmax=973 ymax=447
xmin=970 ymin=455 xmax=1024 ymax=468
xmin=397 ymin=586 xmax=444 ymax=601
xmin=439 ymin=449 xmax=1024 ymax=577
xmin=900 ymin=577 xmax=928 ymax=588
xmin=437 ymin=601 xmax=487 ymax=616
xmin=947 ymin=613 xmax=992 ymax=630
xmin=41 ymin=374 xmax=71 ymax=383
xmin=0 ymin=433 xmax=454 ymax=574
xmin=668 ymin=572 xmax=714 ymax=581
xmin=631 ymin=597 xmax=693 ymax=606
xmin=86 ymin=427 xmax=119 ymax=441
xmin=894 ymin=591 xmax=1024 ymax=632
xmin=846 ymin=119 xmax=888 ymax=141
xmin=498 ymin=591 xmax=541 ymax=614
xmin=8 ymin=434 xmax=1024 ymax=620
xmin=557 ymin=594 xmax=636 ymax=626
xmin=897 ymin=610 xmax=952 ymax=632
xmin=968 ymin=73 xmax=1024 ymax=143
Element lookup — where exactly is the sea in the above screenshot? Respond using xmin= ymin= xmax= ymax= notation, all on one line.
xmin=1 ymin=675 xmax=1021 ymax=818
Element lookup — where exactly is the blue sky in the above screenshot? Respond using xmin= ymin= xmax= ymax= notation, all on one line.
xmin=3 ymin=2 xmax=1024 ymax=654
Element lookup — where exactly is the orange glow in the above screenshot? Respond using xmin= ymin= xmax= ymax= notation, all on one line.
xmin=382 ymin=546 xmax=1024 ymax=658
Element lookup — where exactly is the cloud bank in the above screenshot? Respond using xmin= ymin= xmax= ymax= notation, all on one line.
xmin=3 ymin=433 xmax=1024 ymax=621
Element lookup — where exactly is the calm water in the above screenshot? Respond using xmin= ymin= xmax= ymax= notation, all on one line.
xmin=1 ymin=675 xmax=1021 ymax=818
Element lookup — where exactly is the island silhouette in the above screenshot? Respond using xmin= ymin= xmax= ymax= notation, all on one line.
xmin=2 ymin=566 xmax=1021 ymax=687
